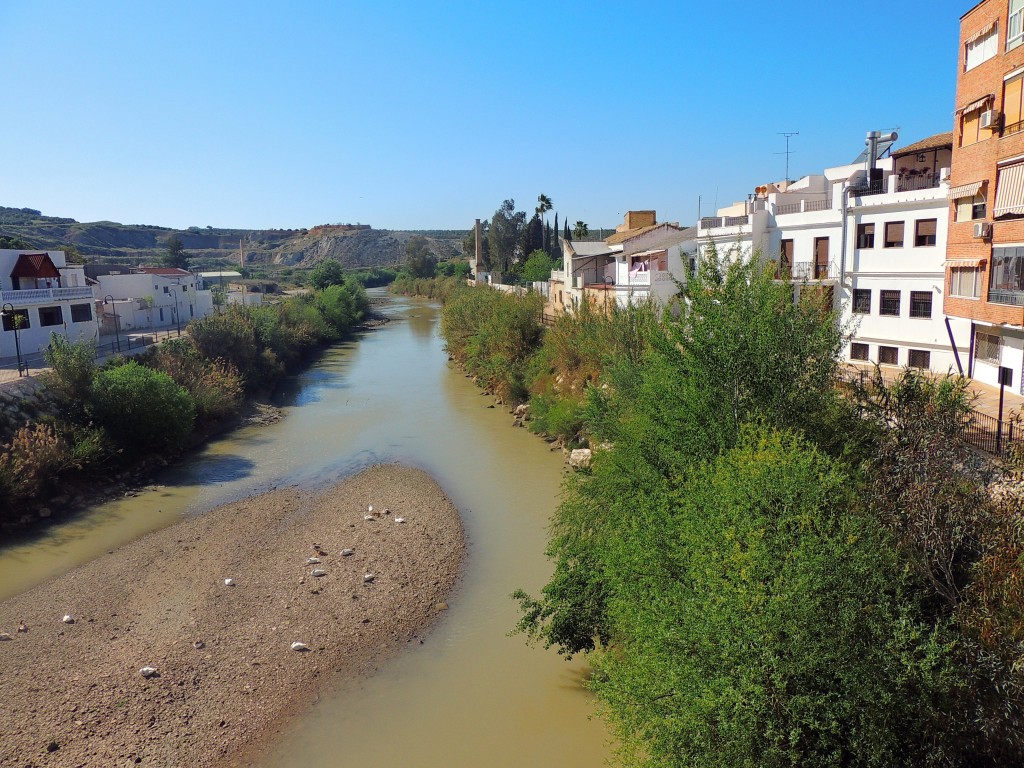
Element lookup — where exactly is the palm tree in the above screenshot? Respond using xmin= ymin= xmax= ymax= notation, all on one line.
xmin=536 ymin=193 xmax=553 ymax=223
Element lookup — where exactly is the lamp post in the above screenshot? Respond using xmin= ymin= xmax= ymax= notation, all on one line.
xmin=103 ymin=295 xmax=121 ymax=352
xmin=169 ymin=287 xmax=181 ymax=337
xmin=1 ymin=302 xmax=25 ymax=376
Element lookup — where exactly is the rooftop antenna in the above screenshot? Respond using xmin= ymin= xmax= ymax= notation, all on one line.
xmin=776 ymin=131 xmax=799 ymax=183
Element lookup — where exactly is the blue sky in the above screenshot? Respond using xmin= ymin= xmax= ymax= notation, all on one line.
xmin=0 ymin=1 xmax=967 ymax=233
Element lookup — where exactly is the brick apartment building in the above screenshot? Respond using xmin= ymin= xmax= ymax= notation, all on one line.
xmin=947 ymin=0 xmax=1024 ymax=393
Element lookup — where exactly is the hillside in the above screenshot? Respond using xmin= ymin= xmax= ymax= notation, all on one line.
xmin=0 ymin=207 xmax=465 ymax=269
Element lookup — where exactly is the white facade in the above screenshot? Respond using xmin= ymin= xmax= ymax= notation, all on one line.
xmin=0 ymin=249 xmax=98 ymax=360
xmin=94 ymin=268 xmax=213 ymax=333
xmin=695 ymin=136 xmax=969 ymax=376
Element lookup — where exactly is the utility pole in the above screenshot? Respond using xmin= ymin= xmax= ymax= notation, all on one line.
xmin=777 ymin=131 xmax=799 ymax=183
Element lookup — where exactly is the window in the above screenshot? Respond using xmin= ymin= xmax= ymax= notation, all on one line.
xmin=884 ymin=221 xmax=904 ymax=248
xmin=1005 ymin=70 xmax=1024 ymax=134
xmin=880 ymin=290 xmax=901 ymax=316
xmin=38 ymin=306 xmax=63 ymax=327
xmin=914 ymin=219 xmax=937 ymax=247
xmin=994 ymin=162 xmax=1024 ymax=219
xmin=850 ymin=342 xmax=869 ymax=361
xmin=878 ymin=346 xmax=899 ymax=365
xmin=1 ymin=308 xmax=30 ymax=331
xmin=70 ymin=303 xmax=92 ymax=323
xmin=989 ymin=245 xmax=1024 ymax=304
xmin=908 ymin=349 xmax=931 ymax=369
xmin=910 ymin=291 xmax=933 ymax=318
xmin=965 ymin=23 xmax=998 ymax=71
xmin=956 ymin=192 xmax=987 ymax=221
xmin=814 ymin=237 xmax=829 ymax=279
xmin=857 ymin=223 xmax=875 ymax=248
xmin=163 ymin=286 xmax=169 ymax=294
xmin=1010 ymin=0 xmax=1024 ymax=51
xmin=962 ymin=108 xmax=984 ymax=146
xmin=950 ymin=266 xmax=982 ymax=298
xmin=976 ymin=331 xmax=1001 ymax=363
xmin=779 ymin=239 xmax=793 ymax=277
xmin=853 ymin=289 xmax=871 ymax=314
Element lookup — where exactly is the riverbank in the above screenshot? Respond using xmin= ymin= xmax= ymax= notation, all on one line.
xmin=0 ymin=464 xmax=465 ymax=767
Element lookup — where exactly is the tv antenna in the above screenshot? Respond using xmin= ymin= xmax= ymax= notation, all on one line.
xmin=776 ymin=131 xmax=799 ymax=183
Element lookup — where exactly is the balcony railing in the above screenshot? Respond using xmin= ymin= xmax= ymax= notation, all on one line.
xmin=778 ymin=261 xmax=840 ymax=281
xmin=895 ymin=174 xmax=941 ymax=192
xmin=989 ymin=288 xmax=1024 ymax=306
xmin=700 ymin=215 xmax=750 ymax=229
xmin=0 ymin=286 xmax=94 ymax=305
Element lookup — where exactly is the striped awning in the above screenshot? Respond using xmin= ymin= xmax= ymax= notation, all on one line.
xmin=956 ymin=93 xmax=994 ymax=115
xmin=944 ymin=257 xmax=986 ymax=267
xmin=948 ymin=180 xmax=985 ymax=200
xmin=994 ymin=162 xmax=1024 ymax=216
xmin=965 ymin=21 xmax=996 ymax=46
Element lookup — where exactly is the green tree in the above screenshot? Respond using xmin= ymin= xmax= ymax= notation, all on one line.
xmin=405 ymin=235 xmax=437 ymax=278
xmin=519 ymin=215 xmax=544 ymax=262
xmin=309 ymin=258 xmax=346 ymax=289
xmin=572 ymin=220 xmax=589 ymax=240
xmin=488 ymin=199 xmax=526 ymax=274
xmin=521 ymin=249 xmax=555 ymax=282
xmin=590 ymin=426 xmax=962 ymax=768
xmin=41 ymin=334 xmax=96 ymax=420
xmin=163 ymin=234 xmax=189 ymax=269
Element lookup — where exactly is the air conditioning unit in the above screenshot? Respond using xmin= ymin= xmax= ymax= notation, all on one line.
xmin=980 ymin=109 xmax=1000 ymax=130
xmin=973 ymin=222 xmax=992 ymax=238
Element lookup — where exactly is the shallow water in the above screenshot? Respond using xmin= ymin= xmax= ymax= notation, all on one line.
xmin=0 ymin=291 xmax=609 ymax=766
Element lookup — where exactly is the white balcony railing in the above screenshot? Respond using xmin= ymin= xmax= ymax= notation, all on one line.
xmin=1 ymin=286 xmax=94 ymax=305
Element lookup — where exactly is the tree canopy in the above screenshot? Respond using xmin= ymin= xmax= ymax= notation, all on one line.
xmin=404 ymin=235 xmax=437 ymax=278
xmin=163 ymin=234 xmax=189 ymax=269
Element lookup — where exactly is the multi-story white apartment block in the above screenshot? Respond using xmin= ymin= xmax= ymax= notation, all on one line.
xmin=696 ymin=131 xmax=972 ymax=374
xmin=87 ymin=266 xmax=214 ymax=333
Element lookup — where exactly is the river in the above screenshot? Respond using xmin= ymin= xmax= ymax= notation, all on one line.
xmin=0 ymin=291 xmax=609 ymax=766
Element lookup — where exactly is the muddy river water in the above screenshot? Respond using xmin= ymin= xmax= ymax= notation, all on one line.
xmin=0 ymin=291 xmax=609 ymax=766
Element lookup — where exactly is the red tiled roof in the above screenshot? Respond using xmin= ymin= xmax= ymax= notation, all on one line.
xmin=10 ymin=252 xmax=60 ymax=279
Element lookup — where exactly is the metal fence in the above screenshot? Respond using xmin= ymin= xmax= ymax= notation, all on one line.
xmin=0 ymin=333 xmax=163 ymax=383
xmin=838 ymin=368 xmax=1023 ymax=458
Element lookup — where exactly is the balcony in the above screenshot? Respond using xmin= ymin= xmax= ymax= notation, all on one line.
xmin=777 ymin=261 xmax=840 ymax=281
xmin=1 ymin=286 xmax=94 ymax=305
xmin=775 ymin=198 xmax=833 ymax=216
xmin=989 ymin=289 xmax=1024 ymax=306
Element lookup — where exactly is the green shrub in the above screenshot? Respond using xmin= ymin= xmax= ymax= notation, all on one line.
xmin=0 ymin=423 xmax=70 ymax=501
xmin=152 ymin=338 xmax=244 ymax=420
xmin=188 ymin=306 xmax=260 ymax=384
xmin=41 ymin=334 xmax=96 ymax=419
xmin=90 ymin=361 xmax=195 ymax=452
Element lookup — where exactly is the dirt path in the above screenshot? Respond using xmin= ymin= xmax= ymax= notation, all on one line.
xmin=0 ymin=464 xmax=465 ymax=767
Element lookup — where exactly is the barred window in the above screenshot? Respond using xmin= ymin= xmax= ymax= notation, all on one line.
xmin=878 ymin=346 xmax=899 ymax=365
xmin=976 ymin=331 xmax=1001 ymax=363
xmin=909 ymin=291 xmax=932 ymax=318
xmin=853 ymin=289 xmax=871 ymax=314
xmin=850 ymin=342 xmax=869 ymax=361
xmin=880 ymin=290 xmax=901 ymax=316
xmin=908 ymin=349 xmax=931 ymax=369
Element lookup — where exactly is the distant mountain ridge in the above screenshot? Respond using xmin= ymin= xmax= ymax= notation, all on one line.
xmin=0 ymin=207 xmax=465 ymax=268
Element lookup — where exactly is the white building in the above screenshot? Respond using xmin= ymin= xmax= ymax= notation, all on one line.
xmin=549 ymin=212 xmax=697 ymax=313
xmin=89 ymin=266 xmax=214 ymax=333
xmin=0 ymin=249 xmax=98 ymax=360
xmin=696 ymin=131 xmax=971 ymax=375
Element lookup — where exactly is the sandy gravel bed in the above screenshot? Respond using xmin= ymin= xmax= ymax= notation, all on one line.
xmin=0 ymin=465 xmax=465 ymax=767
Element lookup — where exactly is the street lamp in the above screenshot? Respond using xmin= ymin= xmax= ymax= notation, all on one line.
xmin=168 ymin=287 xmax=181 ymax=337
xmin=1 ymin=302 xmax=25 ymax=376
xmin=103 ymin=295 xmax=121 ymax=352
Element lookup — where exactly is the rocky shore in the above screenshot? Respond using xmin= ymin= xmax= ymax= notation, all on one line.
xmin=0 ymin=464 xmax=465 ymax=767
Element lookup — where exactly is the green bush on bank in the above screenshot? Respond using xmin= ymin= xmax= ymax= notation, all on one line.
xmin=90 ymin=361 xmax=196 ymax=452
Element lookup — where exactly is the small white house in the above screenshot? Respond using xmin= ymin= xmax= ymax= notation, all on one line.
xmin=0 ymin=249 xmax=98 ymax=360
xmin=90 ymin=266 xmax=214 ymax=333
